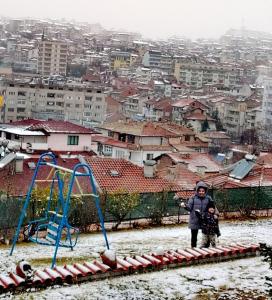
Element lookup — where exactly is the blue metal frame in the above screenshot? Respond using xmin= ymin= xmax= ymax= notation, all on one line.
xmin=51 ymin=163 xmax=110 ymax=268
xmin=10 ymin=152 xmax=110 ymax=268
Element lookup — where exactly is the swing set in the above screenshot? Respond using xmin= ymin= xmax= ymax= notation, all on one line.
xmin=10 ymin=152 xmax=110 ymax=268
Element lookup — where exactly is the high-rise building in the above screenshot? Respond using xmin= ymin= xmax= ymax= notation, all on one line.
xmin=37 ymin=39 xmax=68 ymax=76
xmin=3 ymin=81 xmax=107 ymax=126
xmin=262 ymin=78 xmax=272 ymax=128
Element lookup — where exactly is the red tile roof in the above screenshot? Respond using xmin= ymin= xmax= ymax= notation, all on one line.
xmin=5 ymin=119 xmax=96 ymax=134
xmin=92 ymin=135 xmax=173 ymax=151
xmin=203 ymin=174 xmax=246 ymax=188
xmin=257 ymin=153 xmax=272 ymax=167
xmin=176 ymin=190 xmax=195 ymax=199
xmin=240 ymin=166 xmax=272 ymax=187
xmin=141 ymin=122 xmax=173 ymax=136
xmin=185 ymin=112 xmax=215 ymax=121
xmin=86 ymin=157 xmax=181 ymax=193
xmin=159 ymin=123 xmax=195 ymax=135
xmin=29 ymin=120 xmax=96 ymax=134
xmin=152 ymin=98 xmax=173 ymax=112
xmin=172 ymin=98 xmax=195 ymax=108
xmin=0 ymin=157 xmax=84 ymax=196
xmin=165 ymin=153 xmax=221 ymax=173
xmin=92 ymin=135 xmax=128 ymax=149
xmin=5 ymin=119 xmax=41 ymax=127
xmin=99 ymin=121 xmax=185 ymax=137
xmin=202 ymin=166 xmax=272 ymax=188
xmin=157 ymin=164 xmax=200 ymax=190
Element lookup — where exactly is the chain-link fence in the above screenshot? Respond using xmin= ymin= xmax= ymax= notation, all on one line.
xmin=1 ymin=186 xmax=272 ymax=235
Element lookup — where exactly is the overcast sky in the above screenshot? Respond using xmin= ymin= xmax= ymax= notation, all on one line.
xmin=1 ymin=0 xmax=272 ymax=39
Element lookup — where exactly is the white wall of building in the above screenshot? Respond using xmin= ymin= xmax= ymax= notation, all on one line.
xmin=47 ymin=134 xmax=92 ymax=151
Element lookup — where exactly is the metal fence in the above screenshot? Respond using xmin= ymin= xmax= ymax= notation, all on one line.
xmin=1 ymin=186 xmax=272 ymax=233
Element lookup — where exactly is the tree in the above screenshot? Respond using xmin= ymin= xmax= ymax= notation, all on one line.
xmin=201 ymin=118 xmax=210 ymax=132
xmin=146 ymin=191 xmax=168 ymax=225
xmin=30 ymin=186 xmax=59 ymax=218
xmin=106 ymin=189 xmax=140 ymax=230
xmin=211 ymin=109 xmax=224 ymax=131
xmin=69 ymin=194 xmax=104 ymax=233
xmin=240 ymin=128 xmax=259 ymax=145
xmin=0 ymin=194 xmax=21 ymax=244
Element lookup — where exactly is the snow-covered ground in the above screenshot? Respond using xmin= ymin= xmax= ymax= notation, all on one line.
xmin=1 ymin=219 xmax=272 ymax=299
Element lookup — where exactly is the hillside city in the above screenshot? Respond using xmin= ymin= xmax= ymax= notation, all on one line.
xmin=1 ymin=15 xmax=272 ymax=300
xmin=0 ymin=17 xmax=272 ymax=194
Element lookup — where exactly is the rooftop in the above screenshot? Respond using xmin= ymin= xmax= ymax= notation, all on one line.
xmin=98 ymin=121 xmax=193 ymax=137
xmin=3 ymin=119 xmax=97 ymax=134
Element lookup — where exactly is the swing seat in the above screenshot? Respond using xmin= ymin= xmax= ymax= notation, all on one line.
xmin=28 ymin=213 xmax=79 ymax=248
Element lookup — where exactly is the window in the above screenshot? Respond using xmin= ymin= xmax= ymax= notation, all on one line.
xmin=17 ymin=108 xmax=25 ymax=113
xmin=185 ymin=135 xmax=190 ymax=141
xmin=18 ymin=91 xmax=26 ymax=96
xmin=127 ymin=134 xmax=135 ymax=144
xmin=146 ymin=153 xmax=154 ymax=160
xmin=8 ymin=108 xmax=14 ymax=112
xmin=118 ymin=133 xmax=126 ymax=142
xmin=85 ymin=96 xmax=92 ymax=101
xmin=67 ymin=135 xmax=79 ymax=145
xmin=108 ymin=131 xmax=114 ymax=137
xmin=47 ymin=93 xmax=55 ymax=98
xmin=104 ymin=145 xmax=112 ymax=153
xmin=96 ymin=97 xmax=102 ymax=102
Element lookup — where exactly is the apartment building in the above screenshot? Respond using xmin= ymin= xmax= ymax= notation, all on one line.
xmin=3 ymin=81 xmax=107 ymax=126
xmin=37 ymin=39 xmax=68 ymax=76
xmin=110 ymin=51 xmax=133 ymax=70
xmin=223 ymin=100 xmax=247 ymax=138
xmin=121 ymin=94 xmax=148 ymax=118
xmin=223 ymin=99 xmax=262 ymax=138
xmin=142 ymin=50 xmax=162 ymax=68
xmin=174 ymin=62 xmax=242 ymax=88
xmin=141 ymin=51 xmax=173 ymax=74
xmin=262 ymin=78 xmax=272 ymax=129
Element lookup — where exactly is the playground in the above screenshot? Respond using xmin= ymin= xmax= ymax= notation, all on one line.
xmin=0 ymin=219 xmax=271 ymax=299
xmin=0 ymin=152 xmax=271 ymax=299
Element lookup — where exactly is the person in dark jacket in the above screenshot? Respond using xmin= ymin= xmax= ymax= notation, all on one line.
xmin=181 ymin=181 xmax=217 ymax=248
xmin=195 ymin=201 xmax=221 ymax=248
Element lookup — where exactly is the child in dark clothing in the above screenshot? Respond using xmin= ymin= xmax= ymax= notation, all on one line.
xmin=195 ymin=202 xmax=220 ymax=248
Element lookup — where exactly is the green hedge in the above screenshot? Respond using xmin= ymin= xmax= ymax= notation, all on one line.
xmin=1 ymin=186 xmax=272 ymax=231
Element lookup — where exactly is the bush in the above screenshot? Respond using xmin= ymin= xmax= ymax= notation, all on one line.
xmin=106 ymin=189 xmax=140 ymax=230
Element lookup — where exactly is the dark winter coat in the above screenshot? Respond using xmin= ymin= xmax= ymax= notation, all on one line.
xmin=197 ymin=211 xmax=220 ymax=236
xmin=185 ymin=181 xmax=215 ymax=230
